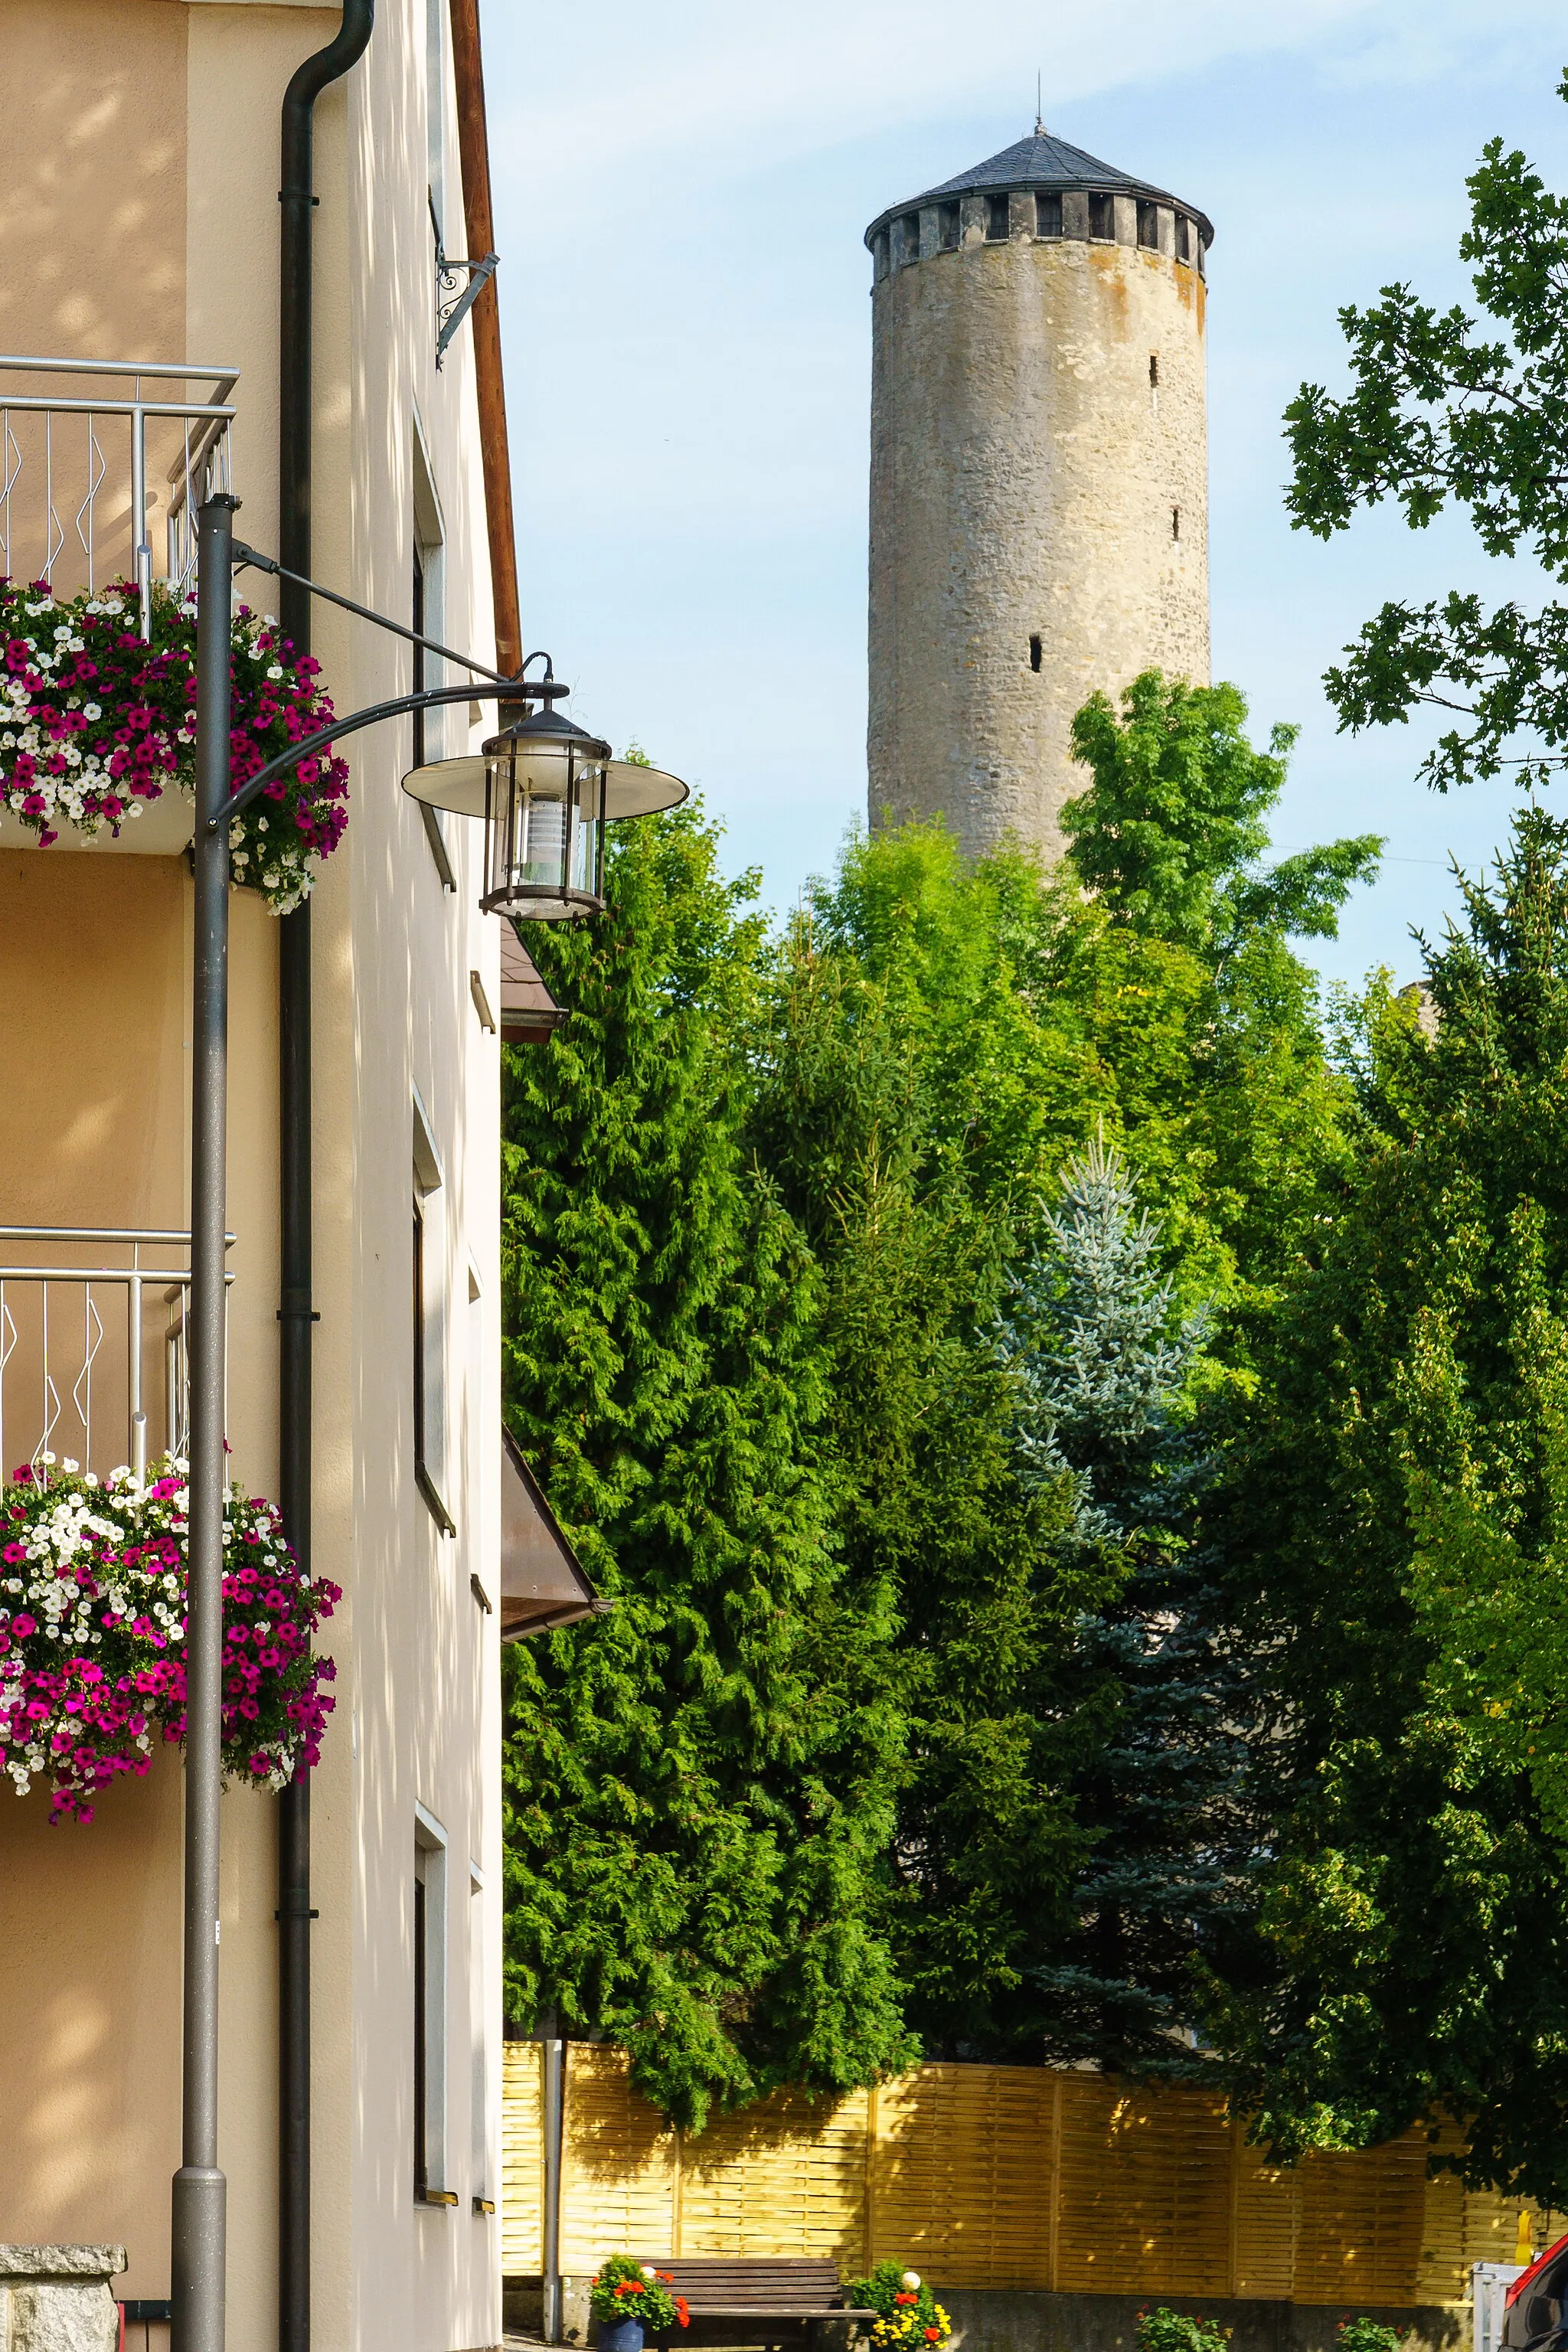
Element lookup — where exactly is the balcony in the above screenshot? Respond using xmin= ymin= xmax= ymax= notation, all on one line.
xmin=0 ymin=354 xmax=236 ymax=859
xmin=0 ymin=1226 xmax=232 ymax=1485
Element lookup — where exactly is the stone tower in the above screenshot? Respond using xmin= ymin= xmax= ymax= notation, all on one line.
xmin=865 ymin=127 xmax=1213 ymax=862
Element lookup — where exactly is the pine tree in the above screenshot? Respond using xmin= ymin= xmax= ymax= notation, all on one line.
xmin=999 ymin=1143 xmax=1254 ymax=2069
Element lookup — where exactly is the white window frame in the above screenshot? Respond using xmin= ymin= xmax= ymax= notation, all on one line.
xmin=469 ymin=1859 xmax=488 ymax=2205
xmin=425 ymin=0 xmax=447 ymax=243
xmin=412 ymin=410 xmax=454 ymax=890
xmin=414 ymin=1803 xmax=449 ymax=2203
xmin=413 ymin=1086 xmax=454 ymax=1534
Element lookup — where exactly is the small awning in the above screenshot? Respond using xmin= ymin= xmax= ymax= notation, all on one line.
xmin=500 ymin=1423 xmax=603 ymax=1640
xmin=499 ymin=923 xmax=567 ymax=1042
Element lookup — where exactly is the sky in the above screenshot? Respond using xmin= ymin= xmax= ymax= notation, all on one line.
xmin=479 ymin=0 xmax=1568 ymax=991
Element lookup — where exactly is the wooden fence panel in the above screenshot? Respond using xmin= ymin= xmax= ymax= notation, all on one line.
xmin=869 ymin=2064 xmax=1058 ymax=2289
xmin=680 ymin=2086 xmax=871 ymax=2268
xmin=1230 ymin=2126 xmax=1299 ymax=2301
xmin=529 ymin=2047 xmax=1548 ymax=2305
xmin=501 ymin=2040 xmax=545 ymax=2273
xmin=1294 ymin=2134 xmax=1429 ymax=2307
xmin=1055 ymin=2078 xmax=1233 ymax=2300
xmin=559 ymin=2045 xmax=678 ymax=2270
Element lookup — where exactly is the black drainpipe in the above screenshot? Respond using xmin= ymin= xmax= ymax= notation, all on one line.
xmin=276 ymin=14 xmax=374 ymax=2352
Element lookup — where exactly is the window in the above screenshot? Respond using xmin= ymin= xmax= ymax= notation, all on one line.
xmin=413 ymin=1090 xmax=455 ymax=1534
xmin=1029 ymin=633 xmax=1043 ymax=673
xmin=938 ymin=201 xmax=960 ymax=252
xmin=1034 ymin=189 xmax=1061 ymax=239
xmin=1137 ymin=199 xmax=1158 ymax=250
xmin=1088 ymin=192 xmax=1114 ymax=240
xmin=1149 ymin=354 xmax=1159 ymax=389
xmin=426 ymin=0 xmax=446 ymax=240
xmin=470 ymin=1862 xmax=488 ymax=2204
xmin=1175 ymin=214 xmax=1191 ymax=263
xmin=413 ymin=421 xmax=454 ymax=890
xmin=900 ymin=211 xmax=922 ymax=263
xmin=985 ymin=194 xmax=1011 ymax=242
xmin=1172 ymin=506 xmax=1181 ymax=541
xmin=413 ymin=1808 xmax=449 ymax=2203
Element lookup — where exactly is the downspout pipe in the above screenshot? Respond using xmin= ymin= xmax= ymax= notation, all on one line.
xmin=276 ymin=17 xmax=373 ymax=2352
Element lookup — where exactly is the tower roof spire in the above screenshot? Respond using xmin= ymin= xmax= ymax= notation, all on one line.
xmin=864 ymin=128 xmax=1214 ymax=251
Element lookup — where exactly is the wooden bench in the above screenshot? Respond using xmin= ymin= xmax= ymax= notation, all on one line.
xmin=649 ymin=2257 xmax=877 ymax=2352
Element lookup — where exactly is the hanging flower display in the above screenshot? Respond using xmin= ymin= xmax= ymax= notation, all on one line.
xmin=0 ymin=1454 xmax=339 ymax=1821
xmin=0 ymin=576 xmax=349 ymax=913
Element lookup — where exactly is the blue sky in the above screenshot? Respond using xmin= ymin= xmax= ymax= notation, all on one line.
xmin=480 ymin=1 xmax=1568 ymax=990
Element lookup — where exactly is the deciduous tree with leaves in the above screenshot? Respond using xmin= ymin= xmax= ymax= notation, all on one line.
xmin=1286 ymin=71 xmax=1568 ymax=791
xmin=1207 ymin=812 xmax=1568 ymax=2202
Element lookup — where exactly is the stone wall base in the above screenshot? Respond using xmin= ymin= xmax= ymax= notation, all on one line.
xmin=0 ymin=2248 xmax=126 ymax=2352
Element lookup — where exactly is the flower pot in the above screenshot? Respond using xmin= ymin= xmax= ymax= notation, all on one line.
xmin=598 ymin=2323 xmax=645 ymax=2352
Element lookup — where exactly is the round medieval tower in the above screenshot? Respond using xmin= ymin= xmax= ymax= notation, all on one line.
xmin=865 ymin=126 xmax=1214 ymax=862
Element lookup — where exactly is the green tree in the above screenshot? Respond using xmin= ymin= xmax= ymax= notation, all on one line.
xmin=1207 ymin=812 xmax=1568 ymax=2201
xmin=499 ymin=805 xmax=911 ymax=2128
xmin=498 ymin=677 xmax=1377 ymax=2095
xmin=1059 ymin=672 xmax=1380 ymax=1341
xmin=751 ymin=826 xmax=1109 ymax=2056
xmin=1285 ymin=70 xmax=1568 ymax=791
xmin=1066 ymin=673 xmax=1380 ymax=955
xmin=1000 ymin=1142 xmax=1256 ymax=2070
xmin=750 ymin=715 xmax=1372 ymax=2059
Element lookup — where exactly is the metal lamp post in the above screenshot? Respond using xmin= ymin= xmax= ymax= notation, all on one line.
xmin=175 ymin=515 xmax=688 ymax=2352
xmin=173 ymin=488 xmax=240 ymax=2352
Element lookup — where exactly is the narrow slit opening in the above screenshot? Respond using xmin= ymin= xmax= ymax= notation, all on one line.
xmin=1149 ymin=354 xmax=1159 ymax=389
xmin=1171 ymin=507 xmax=1181 ymax=541
xmin=1028 ymin=634 xmax=1043 ymax=673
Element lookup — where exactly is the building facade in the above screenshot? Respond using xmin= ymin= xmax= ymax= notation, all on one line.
xmin=0 ymin=8 xmax=557 ymax=2352
xmin=865 ymin=126 xmax=1213 ymax=864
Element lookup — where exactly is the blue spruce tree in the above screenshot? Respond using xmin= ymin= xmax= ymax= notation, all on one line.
xmin=1001 ymin=1140 xmax=1256 ymax=2071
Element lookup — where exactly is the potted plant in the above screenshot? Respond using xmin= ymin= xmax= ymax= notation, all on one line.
xmin=846 ymin=2262 xmax=952 ymax=2352
xmin=0 ymin=577 xmax=350 ymax=912
xmin=0 ymin=1452 xmax=339 ymax=1819
xmin=588 ymin=2256 xmax=689 ymax=2352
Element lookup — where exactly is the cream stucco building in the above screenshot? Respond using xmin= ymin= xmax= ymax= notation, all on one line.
xmin=0 ymin=8 xmax=586 ymax=2352
xmin=865 ymin=126 xmax=1213 ymax=864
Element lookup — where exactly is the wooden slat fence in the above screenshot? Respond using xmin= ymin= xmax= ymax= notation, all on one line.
xmin=501 ymin=2040 xmax=545 ymax=2273
xmin=503 ymin=2044 xmax=1560 ymax=2306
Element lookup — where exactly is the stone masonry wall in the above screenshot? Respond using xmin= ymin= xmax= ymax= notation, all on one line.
xmin=867 ymin=220 xmax=1210 ymax=864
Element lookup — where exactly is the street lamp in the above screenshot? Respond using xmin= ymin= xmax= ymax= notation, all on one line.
xmin=178 ymin=507 xmax=691 ymax=2352
xmin=401 ymin=660 xmax=688 ymax=921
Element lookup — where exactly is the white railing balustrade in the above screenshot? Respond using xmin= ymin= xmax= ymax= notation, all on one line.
xmin=0 ymin=356 xmax=237 ymax=637
xmin=0 ymin=1227 xmax=234 ymax=1485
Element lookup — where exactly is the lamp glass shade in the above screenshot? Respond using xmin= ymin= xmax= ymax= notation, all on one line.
xmin=400 ymin=700 xmax=691 ymax=924
xmin=481 ymin=717 xmax=611 ymax=923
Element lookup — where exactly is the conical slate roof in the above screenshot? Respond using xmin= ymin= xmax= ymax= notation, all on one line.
xmin=865 ymin=128 xmax=1213 ymax=250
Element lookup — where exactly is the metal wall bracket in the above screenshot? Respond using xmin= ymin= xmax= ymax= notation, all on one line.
xmin=435 ymin=240 xmax=498 ymax=368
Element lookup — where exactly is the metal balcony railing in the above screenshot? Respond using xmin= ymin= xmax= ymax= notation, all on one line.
xmin=0 ymin=1227 xmax=234 ymax=1485
xmin=0 ymin=355 xmax=237 ymax=637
